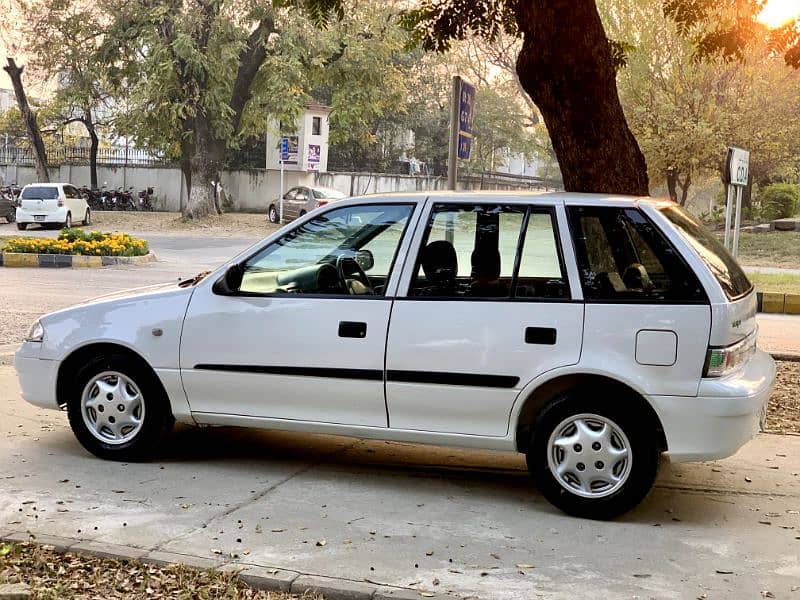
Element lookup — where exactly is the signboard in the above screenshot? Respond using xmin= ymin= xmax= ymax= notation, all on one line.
xmin=307 ymin=144 xmax=321 ymax=172
xmin=725 ymin=147 xmax=750 ymax=187
xmin=280 ymin=135 xmax=299 ymax=164
xmin=457 ymin=79 xmax=476 ymax=160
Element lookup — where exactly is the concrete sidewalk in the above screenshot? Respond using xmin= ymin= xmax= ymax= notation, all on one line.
xmin=1 ymin=366 xmax=799 ymax=599
xmin=757 ymin=313 xmax=800 ymax=358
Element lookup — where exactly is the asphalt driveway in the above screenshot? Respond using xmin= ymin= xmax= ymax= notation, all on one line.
xmin=1 ymin=366 xmax=799 ymax=599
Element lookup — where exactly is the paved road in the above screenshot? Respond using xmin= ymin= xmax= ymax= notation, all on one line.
xmin=0 ymin=368 xmax=798 ymax=599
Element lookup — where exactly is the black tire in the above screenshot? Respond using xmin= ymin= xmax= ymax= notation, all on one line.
xmin=64 ymin=212 xmax=72 ymax=229
xmin=527 ymin=392 xmax=660 ymax=519
xmin=6 ymin=211 xmax=15 ymax=223
xmin=83 ymin=209 xmax=91 ymax=226
xmin=268 ymin=204 xmax=279 ymax=224
xmin=16 ymin=222 xmax=27 ymax=230
xmin=66 ymin=353 xmax=173 ymax=461
xmin=299 ymin=210 xmax=306 ymax=217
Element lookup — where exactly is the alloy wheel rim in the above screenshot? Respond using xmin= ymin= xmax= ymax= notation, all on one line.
xmin=547 ymin=413 xmax=632 ymax=499
xmin=81 ymin=371 xmax=145 ymax=445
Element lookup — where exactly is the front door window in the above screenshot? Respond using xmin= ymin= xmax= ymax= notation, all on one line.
xmin=239 ymin=203 xmax=414 ymax=296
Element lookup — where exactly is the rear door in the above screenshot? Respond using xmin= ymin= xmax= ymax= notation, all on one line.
xmin=567 ymin=204 xmax=711 ymax=397
xmin=384 ymin=199 xmax=584 ymax=437
xmin=20 ymin=185 xmax=60 ymax=216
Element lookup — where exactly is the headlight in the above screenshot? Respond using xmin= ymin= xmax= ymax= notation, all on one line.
xmin=704 ymin=331 xmax=757 ymax=377
xmin=25 ymin=320 xmax=45 ymax=343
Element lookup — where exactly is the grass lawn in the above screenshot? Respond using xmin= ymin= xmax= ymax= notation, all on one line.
xmin=747 ymin=271 xmax=800 ymax=295
xmin=734 ymin=232 xmax=800 ymax=269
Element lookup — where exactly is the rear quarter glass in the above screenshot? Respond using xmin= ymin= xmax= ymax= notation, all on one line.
xmin=658 ymin=205 xmax=752 ymax=301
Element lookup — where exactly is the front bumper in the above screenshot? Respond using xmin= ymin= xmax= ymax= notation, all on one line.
xmin=14 ymin=344 xmax=60 ymax=410
xmin=651 ymin=349 xmax=776 ymax=463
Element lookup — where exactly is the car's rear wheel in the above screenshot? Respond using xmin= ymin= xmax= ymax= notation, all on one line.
xmin=268 ymin=204 xmax=279 ymax=224
xmin=83 ymin=209 xmax=91 ymax=226
xmin=16 ymin=222 xmax=26 ymax=230
xmin=527 ymin=392 xmax=660 ymax=519
xmin=64 ymin=212 xmax=72 ymax=229
xmin=66 ymin=354 xmax=173 ymax=461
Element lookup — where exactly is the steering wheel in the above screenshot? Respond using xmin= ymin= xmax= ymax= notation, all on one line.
xmin=336 ymin=255 xmax=374 ymax=295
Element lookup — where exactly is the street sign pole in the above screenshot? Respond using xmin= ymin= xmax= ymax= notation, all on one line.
xmin=279 ymin=136 xmax=289 ymax=224
xmin=447 ymin=76 xmax=461 ymax=191
xmin=732 ymin=186 xmax=744 ymax=257
xmin=723 ymin=184 xmax=735 ymax=250
xmin=279 ymin=158 xmax=284 ymax=224
xmin=723 ymin=147 xmax=750 ymax=257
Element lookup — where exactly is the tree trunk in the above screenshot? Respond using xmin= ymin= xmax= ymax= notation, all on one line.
xmin=665 ymin=169 xmax=679 ymax=203
xmin=184 ymin=116 xmax=224 ymax=218
xmin=4 ymin=58 xmax=50 ymax=183
xmin=677 ymin=171 xmax=691 ymax=206
xmin=513 ymin=0 xmax=649 ymax=195
xmin=84 ymin=109 xmax=99 ymax=189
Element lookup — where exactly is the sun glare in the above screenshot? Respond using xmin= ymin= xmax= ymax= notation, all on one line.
xmin=757 ymin=0 xmax=800 ymax=28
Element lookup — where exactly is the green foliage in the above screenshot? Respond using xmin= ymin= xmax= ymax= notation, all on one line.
xmin=759 ymin=183 xmax=800 ymax=220
xmin=400 ymin=0 xmax=518 ymax=53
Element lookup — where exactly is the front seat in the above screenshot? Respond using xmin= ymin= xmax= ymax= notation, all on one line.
xmin=470 ymin=246 xmax=507 ymax=297
xmin=419 ymin=240 xmax=458 ymax=296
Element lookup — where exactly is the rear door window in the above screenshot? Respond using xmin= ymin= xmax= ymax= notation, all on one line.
xmin=567 ymin=206 xmax=707 ymax=303
xmin=659 ymin=205 xmax=753 ymax=300
xmin=21 ymin=186 xmax=59 ymax=200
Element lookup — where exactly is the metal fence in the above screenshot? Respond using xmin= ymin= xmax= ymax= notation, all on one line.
xmin=0 ymin=145 xmax=174 ymax=167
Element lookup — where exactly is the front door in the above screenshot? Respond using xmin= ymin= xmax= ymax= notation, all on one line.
xmin=180 ymin=201 xmax=419 ymax=426
xmin=385 ymin=201 xmax=584 ymax=437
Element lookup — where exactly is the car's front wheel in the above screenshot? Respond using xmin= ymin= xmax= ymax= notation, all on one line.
xmin=6 ymin=211 xmax=15 ymax=223
xmin=66 ymin=354 xmax=173 ymax=461
xmin=527 ymin=392 xmax=660 ymax=519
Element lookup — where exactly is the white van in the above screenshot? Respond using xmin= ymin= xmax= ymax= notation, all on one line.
xmin=16 ymin=183 xmax=91 ymax=230
xmin=14 ymin=192 xmax=775 ymax=518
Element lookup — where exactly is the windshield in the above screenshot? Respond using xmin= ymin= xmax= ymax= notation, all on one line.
xmin=312 ymin=188 xmax=346 ymax=200
xmin=21 ymin=186 xmax=59 ymax=200
xmin=660 ymin=205 xmax=752 ymax=300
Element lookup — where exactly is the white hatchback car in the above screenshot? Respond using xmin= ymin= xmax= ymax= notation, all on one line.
xmin=15 ymin=192 xmax=775 ymax=518
xmin=16 ymin=182 xmax=91 ymax=230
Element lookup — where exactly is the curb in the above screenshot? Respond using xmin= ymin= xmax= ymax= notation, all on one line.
xmin=756 ymin=291 xmax=800 ymax=315
xmin=0 ymin=533 xmax=453 ymax=600
xmin=0 ymin=252 xmax=156 ymax=268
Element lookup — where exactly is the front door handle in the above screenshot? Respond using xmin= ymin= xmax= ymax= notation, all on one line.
xmin=339 ymin=321 xmax=367 ymax=338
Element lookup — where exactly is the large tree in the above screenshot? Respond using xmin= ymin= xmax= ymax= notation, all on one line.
xmin=401 ymin=0 xmax=800 ymax=196
xmin=18 ymin=0 xmax=115 ymax=189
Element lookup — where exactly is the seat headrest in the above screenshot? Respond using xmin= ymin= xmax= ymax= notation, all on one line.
xmin=471 ymin=247 xmax=501 ymax=279
xmin=421 ymin=240 xmax=458 ymax=285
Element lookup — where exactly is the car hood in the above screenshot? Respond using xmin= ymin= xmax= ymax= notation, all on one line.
xmin=40 ymin=281 xmax=192 ymax=324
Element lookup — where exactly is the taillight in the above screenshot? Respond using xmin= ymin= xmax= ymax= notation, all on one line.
xmin=703 ymin=331 xmax=757 ymax=377
xmin=57 ymin=199 xmax=64 ymax=207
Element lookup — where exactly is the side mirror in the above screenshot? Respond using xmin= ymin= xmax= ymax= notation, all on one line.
xmin=212 ymin=263 xmax=245 ymax=295
xmin=355 ymin=249 xmax=374 ymax=271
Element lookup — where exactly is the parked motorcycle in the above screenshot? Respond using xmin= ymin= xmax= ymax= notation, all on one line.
xmin=138 ymin=186 xmax=155 ymax=211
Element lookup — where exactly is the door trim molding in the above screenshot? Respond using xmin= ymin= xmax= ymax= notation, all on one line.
xmin=194 ymin=364 xmax=383 ymax=381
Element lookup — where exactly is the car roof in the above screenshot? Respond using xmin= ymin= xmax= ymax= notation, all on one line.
xmin=23 ymin=182 xmax=67 ymax=187
xmin=343 ymin=190 xmax=670 ymax=207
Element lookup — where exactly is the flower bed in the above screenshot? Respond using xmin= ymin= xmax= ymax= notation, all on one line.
xmin=3 ymin=228 xmax=149 ymax=257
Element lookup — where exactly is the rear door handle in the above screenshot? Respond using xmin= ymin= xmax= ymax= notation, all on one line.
xmin=339 ymin=321 xmax=367 ymax=338
xmin=525 ymin=327 xmax=557 ymax=345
